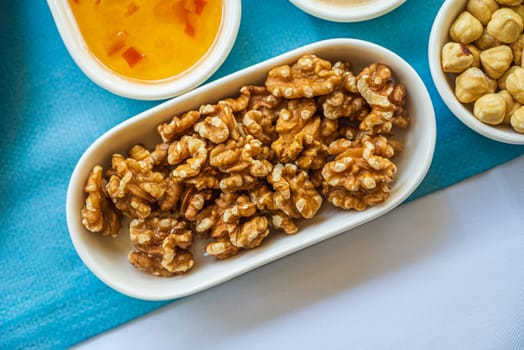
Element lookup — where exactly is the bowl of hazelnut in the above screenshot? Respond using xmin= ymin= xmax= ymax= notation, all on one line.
xmin=429 ymin=0 xmax=524 ymax=144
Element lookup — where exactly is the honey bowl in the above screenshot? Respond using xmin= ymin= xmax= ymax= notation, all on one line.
xmin=47 ymin=0 xmax=241 ymax=100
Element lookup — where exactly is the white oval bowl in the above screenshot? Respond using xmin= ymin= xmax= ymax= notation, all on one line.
xmin=289 ymin=0 xmax=406 ymax=22
xmin=47 ymin=0 xmax=241 ymax=101
xmin=428 ymin=0 xmax=524 ymax=144
xmin=67 ymin=38 xmax=436 ymax=301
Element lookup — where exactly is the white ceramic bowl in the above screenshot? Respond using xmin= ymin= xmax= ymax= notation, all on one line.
xmin=47 ymin=0 xmax=241 ymax=101
xmin=67 ymin=38 xmax=436 ymax=300
xmin=288 ymin=0 xmax=406 ymax=22
xmin=428 ymin=0 xmax=524 ymax=144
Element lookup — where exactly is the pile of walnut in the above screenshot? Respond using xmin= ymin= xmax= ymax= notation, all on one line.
xmin=441 ymin=0 xmax=524 ymax=133
xmin=81 ymin=54 xmax=409 ymax=277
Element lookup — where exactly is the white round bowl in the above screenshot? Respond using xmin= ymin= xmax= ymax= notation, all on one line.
xmin=67 ymin=38 xmax=436 ymax=300
xmin=288 ymin=0 xmax=406 ymax=22
xmin=47 ymin=0 xmax=241 ymax=101
xmin=428 ymin=0 xmax=524 ymax=145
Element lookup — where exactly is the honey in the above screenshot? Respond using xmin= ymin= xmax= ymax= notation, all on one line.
xmin=68 ymin=0 xmax=222 ymax=81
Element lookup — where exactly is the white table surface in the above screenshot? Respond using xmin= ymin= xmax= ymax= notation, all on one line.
xmin=75 ymin=154 xmax=524 ymax=350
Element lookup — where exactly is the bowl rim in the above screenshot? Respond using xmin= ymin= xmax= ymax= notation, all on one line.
xmin=46 ymin=0 xmax=241 ymax=101
xmin=428 ymin=0 xmax=524 ymax=145
xmin=288 ymin=0 xmax=406 ymax=22
xmin=66 ymin=38 xmax=436 ymax=300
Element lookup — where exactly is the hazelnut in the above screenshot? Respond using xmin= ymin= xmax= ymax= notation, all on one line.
xmin=487 ymin=8 xmax=524 ymax=44
xmin=497 ymin=65 xmax=520 ymax=89
xmin=450 ymin=11 xmax=484 ymax=44
xmin=475 ymin=30 xmax=502 ymax=50
xmin=497 ymin=89 xmax=518 ymax=123
xmin=497 ymin=0 xmax=523 ymax=5
xmin=510 ymin=105 xmax=524 ymax=132
xmin=505 ymin=67 xmax=524 ymax=102
xmin=487 ymin=75 xmax=498 ymax=92
xmin=510 ymin=34 xmax=524 ymax=65
xmin=441 ymin=42 xmax=475 ymax=73
xmin=455 ymin=67 xmax=491 ymax=103
xmin=467 ymin=44 xmax=482 ymax=67
xmin=509 ymin=4 xmax=524 ymax=22
xmin=467 ymin=0 xmax=500 ymax=25
xmin=473 ymin=93 xmax=506 ymax=124
xmin=480 ymin=45 xmax=514 ymax=79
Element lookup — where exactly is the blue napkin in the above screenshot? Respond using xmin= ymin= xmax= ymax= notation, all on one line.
xmin=1 ymin=1 xmax=523 ymax=348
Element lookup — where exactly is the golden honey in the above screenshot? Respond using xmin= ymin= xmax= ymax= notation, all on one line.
xmin=68 ymin=0 xmax=222 ymax=81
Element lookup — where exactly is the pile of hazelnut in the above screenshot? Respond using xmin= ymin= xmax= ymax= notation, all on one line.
xmin=441 ymin=0 xmax=524 ymax=133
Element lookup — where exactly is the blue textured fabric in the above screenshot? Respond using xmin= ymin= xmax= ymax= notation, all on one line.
xmin=1 ymin=1 xmax=523 ymax=348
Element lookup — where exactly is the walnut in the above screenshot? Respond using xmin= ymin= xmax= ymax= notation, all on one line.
xmin=505 ymin=67 xmax=524 ymax=102
xmin=81 ymin=165 xmax=121 ymax=237
xmin=105 ymin=150 xmax=167 ymax=219
xmin=224 ymin=85 xmax=283 ymax=114
xmin=197 ymin=193 xmax=270 ymax=258
xmin=249 ymin=184 xmax=299 ymax=234
xmin=194 ymin=102 xmax=241 ymax=143
xmin=168 ymin=135 xmax=208 ymax=180
xmin=294 ymin=140 xmax=329 ymax=170
xmin=467 ymin=0 xmax=499 ymax=25
xmin=229 ymin=86 xmax=283 ymax=145
xmin=194 ymin=198 xmax=224 ymax=235
xmin=265 ymin=54 xmax=342 ymax=98
xmin=321 ymin=136 xmax=397 ymax=211
xmin=180 ymin=187 xmax=213 ymax=221
xmin=320 ymin=89 xmax=368 ymax=120
xmin=150 ymin=143 xmax=170 ymax=166
xmin=219 ymin=172 xmax=258 ymax=193
xmin=473 ymin=93 xmax=507 ymax=124
xmin=241 ymin=109 xmax=277 ymax=144
xmin=454 ymin=67 xmax=491 ymax=103
xmin=205 ymin=238 xmax=240 ymax=259
xmin=480 ymin=45 xmax=513 ymax=79
xmin=487 ymin=8 xmax=524 ymax=44
xmin=441 ymin=42 xmax=475 ymax=73
xmin=184 ymin=166 xmax=221 ymax=190
xmin=267 ymin=163 xmax=323 ymax=219
xmin=322 ymin=136 xmax=397 ymax=195
xmin=271 ymin=99 xmax=322 ymax=163
xmin=332 ymin=61 xmax=358 ymax=93
xmin=210 ymin=136 xmax=273 ymax=177
xmin=323 ymin=183 xmax=391 ymax=211
xmin=319 ymin=118 xmax=340 ymax=145
xmin=356 ymin=64 xmax=408 ymax=134
xmin=229 ymin=216 xmax=270 ymax=249
xmin=157 ymin=110 xmax=200 ymax=143
xmin=158 ymin=175 xmax=184 ymax=211
xmin=128 ymin=215 xmax=194 ymax=276
xmin=449 ymin=11 xmax=484 ymax=44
